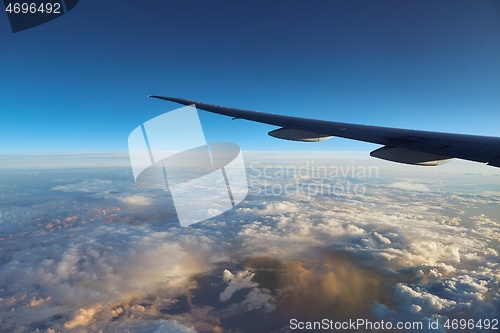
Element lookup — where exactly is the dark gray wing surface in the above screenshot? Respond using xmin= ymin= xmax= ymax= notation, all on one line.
xmin=149 ymin=96 xmax=500 ymax=168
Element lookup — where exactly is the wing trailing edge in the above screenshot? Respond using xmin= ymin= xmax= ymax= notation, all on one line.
xmin=148 ymin=95 xmax=500 ymax=168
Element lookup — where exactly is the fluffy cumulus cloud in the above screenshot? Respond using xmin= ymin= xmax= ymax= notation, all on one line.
xmin=120 ymin=195 xmax=153 ymax=205
xmin=0 ymin=226 xmax=216 ymax=332
xmin=0 ymin=160 xmax=499 ymax=332
xmin=219 ymin=270 xmax=258 ymax=302
xmin=389 ymin=181 xmax=431 ymax=192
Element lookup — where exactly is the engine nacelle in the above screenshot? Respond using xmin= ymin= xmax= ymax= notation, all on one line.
xmin=370 ymin=146 xmax=454 ymax=166
xmin=268 ymin=127 xmax=333 ymax=142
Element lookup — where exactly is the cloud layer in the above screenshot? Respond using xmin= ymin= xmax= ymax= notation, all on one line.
xmin=0 ymin=161 xmax=499 ymax=332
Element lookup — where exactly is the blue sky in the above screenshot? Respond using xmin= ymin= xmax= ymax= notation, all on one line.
xmin=1 ymin=0 xmax=499 ymax=153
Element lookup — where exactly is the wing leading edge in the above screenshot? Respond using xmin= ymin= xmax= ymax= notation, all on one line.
xmin=148 ymin=96 xmax=500 ymax=168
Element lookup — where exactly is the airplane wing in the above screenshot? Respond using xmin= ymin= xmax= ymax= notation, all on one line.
xmin=148 ymin=96 xmax=500 ymax=168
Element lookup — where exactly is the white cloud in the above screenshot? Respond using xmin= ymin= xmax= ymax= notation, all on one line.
xmin=221 ymin=287 xmax=276 ymax=315
xmin=389 ymin=181 xmax=431 ymax=192
xmin=393 ymin=284 xmax=457 ymax=314
xmin=52 ymin=179 xmax=114 ymax=193
xmin=0 ymin=226 xmax=218 ymax=332
xmin=373 ymin=231 xmax=392 ymax=245
xmin=120 ymin=195 xmax=152 ymax=205
xmin=219 ymin=269 xmax=258 ymax=302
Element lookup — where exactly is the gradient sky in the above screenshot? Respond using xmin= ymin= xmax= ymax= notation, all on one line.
xmin=1 ymin=0 xmax=499 ymax=153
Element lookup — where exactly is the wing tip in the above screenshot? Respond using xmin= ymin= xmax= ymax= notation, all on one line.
xmin=148 ymin=95 xmax=175 ymax=101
